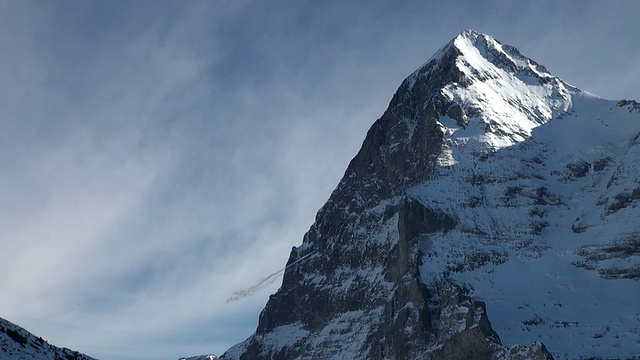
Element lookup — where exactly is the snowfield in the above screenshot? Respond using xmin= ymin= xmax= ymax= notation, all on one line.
xmin=411 ymin=31 xmax=640 ymax=359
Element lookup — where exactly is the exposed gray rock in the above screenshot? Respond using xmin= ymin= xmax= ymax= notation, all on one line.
xmin=430 ymin=283 xmax=502 ymax=360
xmin=618 ymin=99 xmax=640 ymax=112
xmin=499 ymin=342 xmax=554 ymax=360
xmin=573 ymin=235 xmax=640 ymax=280
xmin=446 ymin=103 xmax=469 ymax=128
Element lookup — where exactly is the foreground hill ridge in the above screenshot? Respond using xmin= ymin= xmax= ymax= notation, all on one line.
xmin=0 ymin=317 xmax=95 ymax=360
xmin=221 ymin=30 xmax=640 ymax=360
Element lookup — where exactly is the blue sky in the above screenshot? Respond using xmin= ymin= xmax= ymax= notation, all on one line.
xmin=1 ymin=1 xmax=639 ymax=359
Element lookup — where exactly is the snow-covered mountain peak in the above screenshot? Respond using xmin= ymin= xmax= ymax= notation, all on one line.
xmin=402 ymin=31 xmax=582 ymax=156
xmin=436 ymin=30 xmax=560 ymax=86
xmin=417 ymin=30 xmax=555 ymax=82
xmin=452 ymin=30 xmax=550 ymax=76
xmin=444 ymin=33 xmax=581 ymax=152
xmin=221 ymin=32 xmax=640 ymax=360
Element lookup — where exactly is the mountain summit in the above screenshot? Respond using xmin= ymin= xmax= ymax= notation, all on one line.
xmin=222 ymin=31 xmax=640 ymax=359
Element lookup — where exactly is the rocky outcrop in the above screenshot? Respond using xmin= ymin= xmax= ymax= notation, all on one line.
xmin=618 ymin=99 xmax=640 ymax=112
xmin=430 ymin=283 xmax=502 ymax=360
xmin=572 ymin=235 xmax=640 ymax=280
xmin=500 ymin=343 xmax=554 ymax=360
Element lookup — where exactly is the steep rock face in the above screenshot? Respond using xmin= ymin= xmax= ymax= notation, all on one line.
xmin=0 ymin=317 xmax=95 ymax=360
xmin=222 ymin=31 xmax=640 ymax=360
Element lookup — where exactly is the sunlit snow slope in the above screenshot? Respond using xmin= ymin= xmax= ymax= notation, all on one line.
xmin=412 ymin=31 xmax=640 ymax=359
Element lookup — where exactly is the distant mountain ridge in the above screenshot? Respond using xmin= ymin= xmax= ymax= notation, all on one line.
xmin=0 ymin=317 xmax=95 ymax=360
xmin=219 ymin=30 xmax=640 ymax=359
